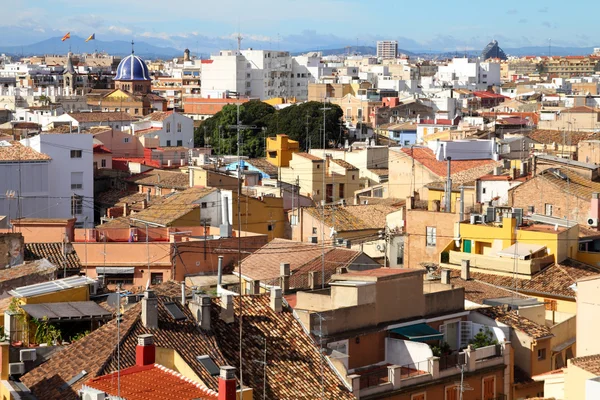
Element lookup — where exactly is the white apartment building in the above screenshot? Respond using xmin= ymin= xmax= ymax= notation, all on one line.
xmin=21 ymin=133 xmax=94 ymax=226
xmin=376 ymin=41 xmax=398 ymax=59
xmin=290 ymin=52 xmax=321 ymax=100
xmin=435 ymin=58 xmax=501 ymax=88
xmin=131 ymin=111 xmax=194 ymax=148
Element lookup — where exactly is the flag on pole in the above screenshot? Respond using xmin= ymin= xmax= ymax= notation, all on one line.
xmin=61 ymin=32 xmax=71 ymax=41
xmin=85 ymin=33 xmax=95 ymax=42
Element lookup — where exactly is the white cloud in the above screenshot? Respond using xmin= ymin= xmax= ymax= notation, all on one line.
xmin=107 ymin=26 xmax=132 ymax=35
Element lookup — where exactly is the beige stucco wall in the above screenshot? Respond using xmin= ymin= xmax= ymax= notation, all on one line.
xmin=576 ymin=277 xmax=600 ymax=357
xmin=565 ymin=363 xmax=596 ymax=400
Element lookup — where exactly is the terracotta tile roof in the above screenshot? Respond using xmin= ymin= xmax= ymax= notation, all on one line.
xmin=571 ymin=354 xmax=600 ymax=375
xmin=562 ymin=106 xmax=600 ymax=114
xmin=399 ymin=147 xmax=498 ymax=180
xmin=68 ymin=112 xmax=137 ymax=123
xmin=0 ymin=141 xmax=51 ymax=162
xmin=367 ymin=168 xmax=389 ymax=176
xmin=0 ymin=259 xmax=57 ymax=294
xmin=527 ymin=129 xmax=600 ymax=145
xmin=304 ymin=204 xmax=400 ymax=232
xmin=126 ymin=169 xmax=189 ymax=190
xmin=236 ymin=239 xmax=362 ymax=287
xmin=244 ymin=158 xmax=278 ymax=178
xmin=93 ymin=144 xmax=111 ymax=154
xmin=96 ymin=190 xmax=160 ymax=210
xmin=211 ymin=295 xmax=355 ymax=399
xmin=471 ymin=259 xmax=600 ymax=299
xmin=295 ymin=152 xmax=322 ymax=161
xmin=25 ymin=243 xmax=82 ymax=271
xmin=22 ymin=281 xmax=229 ymax=399
xmin=477 ymin=306 xmax=553 ymax=339
xmin=129 ymin=187 xmax=216 ymax=226
xmin=85 ymin=364 xmax=218 ymax=400
xmin=434 ymin=269 xmax=530 ymax=305
xmin=146 ymin=111 xmax=174 ymax=121
xmin=134 ymin=126 xmax=162 ymax=135
xmin=331 ymin=159 xmax=358 ymax=170
xmin=530 ymin=168 xmax=600 ymax=201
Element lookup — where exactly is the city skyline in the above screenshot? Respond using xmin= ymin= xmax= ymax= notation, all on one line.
xmin=0 ymin=0 xmax=597 ymax=52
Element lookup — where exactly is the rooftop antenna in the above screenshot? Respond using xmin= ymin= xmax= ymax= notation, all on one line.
xmin=237 ymin=33 xmax=243 ymax=54
xmin=131 ymin=40 xmax=135 ymax=55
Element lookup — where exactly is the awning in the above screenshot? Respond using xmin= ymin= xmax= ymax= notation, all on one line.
xmin=20 ymin=301 xmax=113 ymax=322
xmin=96 ymin=267 xmax=135 ymax=275
xmin=390 ymin=323 xmax=443 ymax=342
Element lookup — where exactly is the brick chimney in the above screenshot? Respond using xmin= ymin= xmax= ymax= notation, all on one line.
xmin=220 ymin=294 xmax=234 ymax=323
xmin=142 ymin=290 xmax=158 ymax=329
xmin=136 ymin=334 xmax=155 ymax=366
xmin=280 ymin=263 xmax=290 ymax=294
xmin=270 ymin=286 xmax=282 ymax=313
xmin=218 ymin=366 xmax=237 ymax=400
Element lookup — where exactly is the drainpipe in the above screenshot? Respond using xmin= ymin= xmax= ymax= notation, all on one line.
xmin=445 ymin=157 xmax=452 ymax=213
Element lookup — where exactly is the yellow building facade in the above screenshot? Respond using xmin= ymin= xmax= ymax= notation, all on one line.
xmin=266 ymin=134 xmax=299 ymax=168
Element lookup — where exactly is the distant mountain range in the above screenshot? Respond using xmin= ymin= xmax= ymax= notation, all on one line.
xmin=0 ymin=35 xmax=183 ymax=58
xmin=0 ymin=36 xmax=597 ymax=59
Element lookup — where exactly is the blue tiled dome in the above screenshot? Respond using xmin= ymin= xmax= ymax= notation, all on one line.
xmin=115 ymin=54 xmax=150 ymax=81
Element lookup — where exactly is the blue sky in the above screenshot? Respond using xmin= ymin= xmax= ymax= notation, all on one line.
xmin=0 ymin=0 xmax=596 ymax=52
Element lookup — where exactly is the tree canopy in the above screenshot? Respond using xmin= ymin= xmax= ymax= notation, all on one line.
xmin=195 ymin=100 xmax=345 ymax=158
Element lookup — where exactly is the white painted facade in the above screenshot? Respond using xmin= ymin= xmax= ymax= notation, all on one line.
xmin=22 ymin=133 xmax=94 ymax=225
xmin=435 ymin=58 xmax=501 ymax=88
xmin=427 ymin=139 xmax=498 ymax=161
xmin=131 ymin=112 xmax=194 ymax=148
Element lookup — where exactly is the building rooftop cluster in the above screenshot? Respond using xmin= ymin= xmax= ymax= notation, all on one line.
xmin=0 ymin=36 xmax=600 ymax=399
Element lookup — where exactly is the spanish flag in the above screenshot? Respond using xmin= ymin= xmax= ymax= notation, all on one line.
xmin=61 ymin=32 xmax=71 ymax=41
xmin=85 ymin=33 xmax=95 ymax=42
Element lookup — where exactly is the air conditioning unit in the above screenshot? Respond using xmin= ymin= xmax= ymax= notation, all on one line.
xmin=588 ymin=217 xmax=599 ymax=227
xmin=89 ymin=281 xmax=99 ymax=295
xmin=81 ymin=387 xmax=106 ymax=400
xmin=8 ymin=362 xmax=24 ymax=375
xmin=20 ymin=348 xmax=37 ymax=362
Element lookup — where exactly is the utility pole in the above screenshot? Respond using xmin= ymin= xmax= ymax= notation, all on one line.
xmin=320 ymin=100 xmax=331 ymax=289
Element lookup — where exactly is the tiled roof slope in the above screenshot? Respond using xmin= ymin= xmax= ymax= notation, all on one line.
xmin=473 ymin=258 xmax=600 ymax=299
xmin=331 ymin=159 xmax=358 ymax=170
xmin=0 ymin=141 xmax=51 ymax=162
xmin=126 ymin=169 xmax=189 ymax=190
xmin=68 ymin=112 xmax=137 ymax=123
xmin=85 ymin=364 xmax=218 ymax=400
xmin=236 ymin=239 xmax=363 ymax=286
xmin=478 ymin=306 xmax=553 ymax=339
xmin=211 ymin=295 xmax=354 ymax=400
xmin=245 ymin=158 xmax=278 ymax=178
xmin=399 ymin=147 xmax=499 ymax=181
xmin=527 ymin=129 xmax=600 ymax=146
xmin=534 ymin=168 xmax=600 ymax=201
xmin=25 ymin=243 xmax=82 ymax=271
xmin=129 ymin=187 xmax=215 ymax=226
xmin=21 ymin=282 xmax=228 ymax=399
xmin=304 ymin=204 xmax=401 ymax=231
xmin=146 ymin=111 xmax=173 ymax=121
xmin=571 ymin=354 xmax=600 ymax=375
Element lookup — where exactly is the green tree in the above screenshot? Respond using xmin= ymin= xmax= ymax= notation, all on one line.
xmin=469 ymin=327 xmax=498 ymax=349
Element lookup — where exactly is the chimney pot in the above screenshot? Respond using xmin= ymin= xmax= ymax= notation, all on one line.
xmin=181 ymin=281 xmax=186 ymax=306
xmin=217 ymin=256 xmax=224 ymax=286
xmin=441 ymin=269 xmax=451 ymax=285
xmin=461 ymin=260 xmax=471 ymax=280
xmin=270 ymin=286 xmax=283 ymax=313
xmin=142 ymin=289 xmax=158 ymax=329
xmin=136 ymin=334 xmax=155 ymax=366
xmin=218 ymin=366 xmax=237 ymax=400
xmin=220 ymin=294 xmax=234 ymax=324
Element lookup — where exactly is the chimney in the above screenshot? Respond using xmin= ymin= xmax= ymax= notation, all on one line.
xmin=199 ymin=294 xmax=212 ymax=331
xmin=141 ymin=198 xmax=148 ymax=210
xmin=270 ymin=286 xmax=283 ymax=313
xmin=280 ymin=263 xmax=290 ymax=294
xmin=511 ymin=167 xmax=518 ymax=180
xmin=220 ymin=199 xmax=232 ymax=238
xmin=220 ymin=294 xmax=234 ymax=323
xmin=218 ymin=366 xmax=237 ymax=400
xmin=136 ymin=334 xmax=155 ymax=366
xmin=217 ymin=256 xmax=224 ymax=286
xmin=520 ymin=162 xmax=527 ymax=177
xmin=181 ymin=281 xmax=186 ymax=306
xmin=123 ymin=202 xmax=129 ymax=216
xmin=336 ymin=266 xmax=348 ymax=275
xmin=592 ymin=193 xmax=600 ymax=221
xmin=141 ymin=290 xmax=158 ymax=329
xmin=251 ymin=280 xmax=261 ymax=294
xmin=308 ymin=271 xmax=320 ymax=290
xmin=461 ymin=260 xmax=471 ymax=280
xmin=157 ymin=174 xmax=161 ymax=183
xmin=441 ymin=269 xmax=451 ymax=285
xmin=493 ymin=166 xmax=502 ymax=176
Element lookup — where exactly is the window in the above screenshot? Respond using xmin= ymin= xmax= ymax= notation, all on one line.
xmin=545 ymin=203 xmax=553 ymax=216
xmin=166 ymin=140 xmax=171 ymax=146
xmin=71 ymin=195 xmax=83 ymax=215
xmin=151 ymin=272 xmax=164 ymax=285
xmin=124 ymin=137 xmax=130 ymax=143
xmin=177 ymin=140 xmax=183 ymax=146
xmin=101 ymin=159 xmax=106 ymax=168
xmin=201 ymin=202 xmax=207 ymax=209
xmin=71 ymin=172 xmax=83 ymax=189
xmin=482 ymin=187 xmax=487 ymax=194
xmin=134 ymin=108 xmax=139 ymax=114
xmin=105 ymin=274 xmax=134 ymax=286
xmin=70 ymin=150 xmax=82 ymax=158
xmin=268 ymin=224 xmax=274 ymax=231
xmin=426 ymin=227 xmax=437 ymax=247
xmin=166 ymin=122 xmax=171 ymax=133
xmin=177 ymin=123 xmax=182 ymax=132
xmin=352 ymin=175 xmax=355 ymax=180
xmin=312 ymin=227 xmax=318 ymax=234
xmin=316 ymin=164 xmax=320 ymax=169
xmin=339 ymin=183 xmax=345 ymax=199
xmin=538 ymin=348 xmax=546 ymax=360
